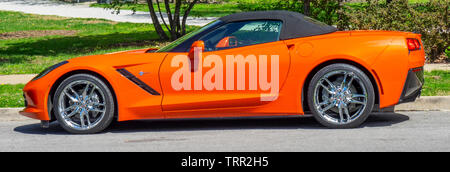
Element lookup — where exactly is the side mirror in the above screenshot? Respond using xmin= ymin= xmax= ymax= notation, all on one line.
xmin=190 ymin=40 xmax=205 ymax=53
xmin=188 ymin=40 xmax=205 ymax=72
xmin=215 ymin=36 xmax=237 ymax=48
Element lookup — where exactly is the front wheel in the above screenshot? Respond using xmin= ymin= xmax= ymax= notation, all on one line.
xmin=307 ymin=64 xmax=375 ymax=128
xmin=53 ymin=74 xmax=115 ymax=134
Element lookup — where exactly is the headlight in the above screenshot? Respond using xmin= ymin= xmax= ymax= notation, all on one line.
xmin=32 ymin=61 xmax=68 ymax=81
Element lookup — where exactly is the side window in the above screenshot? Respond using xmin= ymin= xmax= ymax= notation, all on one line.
xmin=198 ymin=20 xmax=283 ymax=51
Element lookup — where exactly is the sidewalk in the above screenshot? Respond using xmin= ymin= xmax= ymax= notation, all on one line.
xmin=395 ymin=96 xmax=450 ymax=111
xmin=424 ymin=63 xmax=450 ymax=71
xmin=0 ymin=74 xmax=36 ymax=85
xmin=0 ymin=108 xmax=28 ymax=121
xmin=0 ymin=0 xmax=217 ymax=26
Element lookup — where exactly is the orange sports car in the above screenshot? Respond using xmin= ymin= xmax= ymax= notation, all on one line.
xmin=20 ymin=11 xmax=425 ymax=134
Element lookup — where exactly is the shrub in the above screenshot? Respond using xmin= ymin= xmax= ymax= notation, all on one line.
xmin=412 ymin=1 xmax=449 ymax=62
xmin=337 ymin=0 xmax=449 ymax=63
xmin=238 ymin=0 xmax=449 ymax=62
xmin=310 ymin=0 xmax=341 ymax=25
xmin=238 ymin=0 xmax=448 ymax=62
xmin=237 ymin=0 xmax=341 ymax=25
xmin=236 ymin=0 xmax=302 ymax=12
xmin=446 ymin=46 xmax=450 ymax=58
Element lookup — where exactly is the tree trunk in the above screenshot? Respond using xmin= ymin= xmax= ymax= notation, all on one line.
xmin=164 ymin=0 xmax=174 ymax=34
xmin=156 ymin=0 xmax=171 ymax=32
xmin=172 ymin=0 xmax=182 ymax=40
xmin=144 ymin=0 xmax=199 ymax=40
xmin=182 ymin=0 xmax=199 ymax=35
xmin=303 ymin=0 xmax=311 ymax=16
xmin=146 ymin=0 xmax=169 ymax=40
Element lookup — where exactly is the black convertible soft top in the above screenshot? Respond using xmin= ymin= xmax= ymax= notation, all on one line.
xmin=219 ymin=10 xmax=338 ymax=40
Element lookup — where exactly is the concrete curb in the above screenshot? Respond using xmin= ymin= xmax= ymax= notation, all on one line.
xmin=395 ymin=96 xmax=450 ymax=111
xmin=0 ymin=96 xmax=448 ymax=121
xmin=0 ymin=108 xmax=29 ymax=121
xmin=424 ymin=64 xmax=450 ymax=71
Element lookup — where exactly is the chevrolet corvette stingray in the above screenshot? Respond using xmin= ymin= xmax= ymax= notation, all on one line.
xmin=20 ymin=11 xmax=425 ymax=134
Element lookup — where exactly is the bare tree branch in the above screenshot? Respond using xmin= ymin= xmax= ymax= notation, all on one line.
xmin=164 ymin=0 xmax=174 ymax=32
xmin=146 ymin=0 xmax=169 ymax=40
xmin=172 ymin=0 xmax=182 ymax=39
xmin=156 ymin=0 xmax=171 ymax=32
xmin=182 ymin=0 xmax=199 ymax=35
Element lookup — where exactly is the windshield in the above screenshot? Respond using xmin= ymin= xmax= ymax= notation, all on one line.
xmin=156 ymin=20 xmax=222 ymax=52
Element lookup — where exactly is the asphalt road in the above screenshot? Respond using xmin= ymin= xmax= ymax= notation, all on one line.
xmin=0 ymin=111 xmax=449 ymax=152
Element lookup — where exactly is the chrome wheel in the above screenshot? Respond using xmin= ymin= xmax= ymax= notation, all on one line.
xmin=57 ymin=80 xmax=106 ymax=130
xmin=313 ymin=70 xmax=368 ymax=125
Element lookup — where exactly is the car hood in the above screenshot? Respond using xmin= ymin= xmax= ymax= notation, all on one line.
xmin=67 ymin=48 xmax=164 ymax=68
xmin=105 ymin=48 xmax=158 ymax=55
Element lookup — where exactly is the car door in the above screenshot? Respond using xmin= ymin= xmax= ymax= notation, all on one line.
xmin=159 ymin=20 xmax=291 ymax=112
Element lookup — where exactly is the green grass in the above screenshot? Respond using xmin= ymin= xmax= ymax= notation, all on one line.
xmin=0 ymin=84 xmax=24 ymax=107
xmin=90 ymin=2 xmax=242 ymax=17
xmin=422 ymin=70 xmax=450 ymax=96
xmin=0 ymin=10 xmax=176 ymax=74
xmin=446 ymin=46 xmax=450 ymax=59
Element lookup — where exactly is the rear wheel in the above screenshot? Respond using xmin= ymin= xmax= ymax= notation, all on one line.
xmin=307 ymin=64 xmax=375 ymax=128
xmin=53 ymin=74 xmax=115 ymax=134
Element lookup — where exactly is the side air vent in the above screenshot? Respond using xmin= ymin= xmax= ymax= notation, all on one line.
xmin=116 ymin=68 xmax=161 ymax=96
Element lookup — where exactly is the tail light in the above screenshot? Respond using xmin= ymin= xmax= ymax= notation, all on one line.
xmin=407 ymin=38 xmax=421 ymax=51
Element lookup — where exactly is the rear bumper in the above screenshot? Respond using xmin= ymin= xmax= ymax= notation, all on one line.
xmin=398 ymin=67 xmax=424 ymax=104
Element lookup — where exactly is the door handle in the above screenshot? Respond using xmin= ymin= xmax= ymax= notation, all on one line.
xmin=287 ymin=43 xmax=295 ymax=50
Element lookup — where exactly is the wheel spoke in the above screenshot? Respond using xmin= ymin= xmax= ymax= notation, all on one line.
xmin=346 ymin=74 xmax=355 ymax=88
xmin=64 ymin=108 xmax=78 ymax=118
xmin=64 ymin=89 xmax=79 ymax=102
xmin=63 ymin=105 xmax=76 ymax=112
xmin=90 ymin=107 xmax=105 ymax=113
xmin=93 ymin=102 xmax=105 ymax=107
xmin=88 ymin=86 xmax=97 ymax=98
xmin=350 ymin=99 xmax=365 ymax=105
xmin=343 ymin=104 xmax=351 ymax=122
xmin=352 ymin=94 xmax=366 ymax=98
xmin=68 ymin=87 xmax=80 ymax=98
xmin=79 ymin=110 xmax=86 ymax=128
xmin=340 ymin=72 xmax=348 ymax=88
xmin=338 ymin=103 xmax=344 ymax=122
xmin=82 ymin=83 xmax=91 ymax=98
xmin=322 ymin=78 xmax=336 ymax=90
xmin=319 ymin=83 xmax=333 ymax=94
xmin=84 ymin=112 xmax=91 ymax=127
xmin=320 ymin=103 xmax=335 ymax=113
xmin=318 ymin=100 xmax=329 ymax=106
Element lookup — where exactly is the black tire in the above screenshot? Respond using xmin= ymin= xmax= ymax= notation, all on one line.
xmin=53 ymin=74 xmax=115 ymax=134
xmin=307 ymin=63 xmax=375 ymax=128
